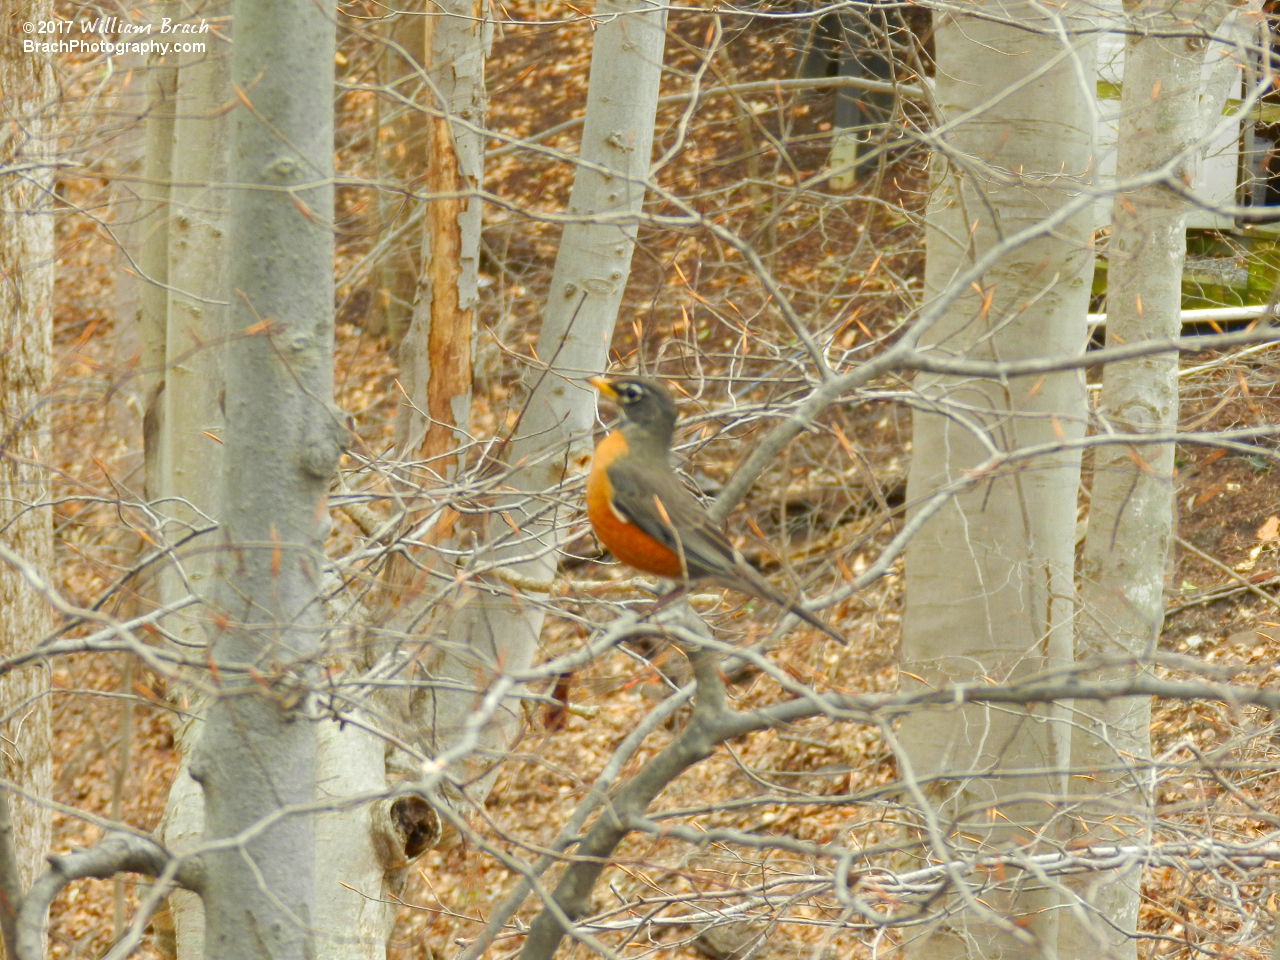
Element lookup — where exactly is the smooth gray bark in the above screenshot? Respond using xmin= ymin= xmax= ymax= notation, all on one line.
xmin=310 ymin=721 xmax=401 ymax=960
xmin=372 ymin=3 xmax=428 ymax=342
xmin=0 ymin=0 xmax=55 ymax=901
xmin=155 ymin=4 xmax=232 ymax=956
xmin=107 ymin=52 xmax=149 ymax=459
xmin=899 ymin=4 xmax=1095 ymax=957
xmin=1062 ymin=4 xmax=1245 ymax=956
xmin=162 ymin=0 xmax=229 ymax=564
xmin=413 ymin=0 xmax=668 ymax=814
xmin=188 ymin=0 xmax=342 ymax=956
xmin=139 ymin=19 xmax=178 ymax=500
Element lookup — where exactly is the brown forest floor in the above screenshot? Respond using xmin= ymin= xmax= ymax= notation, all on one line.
xmin=34 ymin=2 xmax=1280 ymax=959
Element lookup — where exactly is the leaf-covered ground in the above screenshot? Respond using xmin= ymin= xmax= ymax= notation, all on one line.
xmin=35 ymin=2 xmax=1280 ymax=958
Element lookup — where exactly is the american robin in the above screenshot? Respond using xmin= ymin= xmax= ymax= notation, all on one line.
xmin=586 ymin=376 xmax=847 ymax=645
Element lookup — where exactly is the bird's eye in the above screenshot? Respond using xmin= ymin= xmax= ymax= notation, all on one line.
xmin=617 ymin=383 xmax=643 ymax=402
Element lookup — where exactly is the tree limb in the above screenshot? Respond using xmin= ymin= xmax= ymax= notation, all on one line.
xmin=15 ymin=832 xmax=202 ymax=960
xmin=0 ymin=790 xmax=22 ymax=960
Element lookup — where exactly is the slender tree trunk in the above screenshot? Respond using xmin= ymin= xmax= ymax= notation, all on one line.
xmin=108 ymin=52 xmax=148 ymax=464
xmin=391 ymin=0 xmax=488 ymax=467
xmin=828 ymin=6 xmax=898 ymax=188
xmin=371 ymin=3 xmax=428 ymax=342
xmin=163 ymin=0 xmax=229 ymax=559
xmin=419 ymin=0 xmax=668 ymax=805
xmin=139 ymin=13 xmax=178 ymax=500
xmin=153 ymin=3 xmax=232 ymax=956
xmin=377 ymin=0 xmax=487 ymax=681
xmin=899 ymin=4 xmax=1095 ymax=956
xmin=1061 ymin=3 xmax=1243 ymax=955
xmin=188 ymin=0 xmax=341 ymax=955
xmin=0 ymin=0 xmax=55 ymax=897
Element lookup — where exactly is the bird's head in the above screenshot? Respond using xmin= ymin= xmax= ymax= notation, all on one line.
xmin=589 ymin=376 xmax=677 ymax=452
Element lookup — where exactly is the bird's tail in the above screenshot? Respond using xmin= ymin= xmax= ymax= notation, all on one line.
xmin=783 ymin=599 xmax=848 ymax=646
xmin=729 ymin=564 xmax=848 ymax=645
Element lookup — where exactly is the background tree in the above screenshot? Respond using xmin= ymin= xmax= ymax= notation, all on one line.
xmin=137 ymin=12 xmax=177 ymax=498
xmin=899 ymin=3 xmax=1096 ymax=954
xmin=408 ymin=0 xmax=670 ymax=813
xmin=152 ymin=1 xmax=231 ymax=954
xmin=2 ymin=3 xmax=1280 ymax=960
xmin=0 ymin=0 xmax=55 ymax=898
xmin=1063 ymin=2 xmax=1254 ymax=954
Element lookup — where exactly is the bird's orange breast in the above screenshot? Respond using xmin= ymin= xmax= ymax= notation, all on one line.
xmin=586 ymin=430 xmax=684 ymax=578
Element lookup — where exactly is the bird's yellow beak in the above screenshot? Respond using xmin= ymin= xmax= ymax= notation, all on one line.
xmin=588 ymin=376 xmax=617 ymax=399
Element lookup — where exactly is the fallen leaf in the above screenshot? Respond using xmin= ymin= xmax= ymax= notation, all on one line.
xmin=1257 ymin=515 xmax=1279 ymax=541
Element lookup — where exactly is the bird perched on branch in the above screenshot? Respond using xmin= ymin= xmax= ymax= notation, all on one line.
xmin=586 ymin=375 xmax=846 ymax=645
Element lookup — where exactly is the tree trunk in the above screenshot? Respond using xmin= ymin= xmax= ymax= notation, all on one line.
xmin=154 ymin=3 xmax=232 ymax=956
xmin=391 ymin=0 xmax=488 ymax=466
xmin=162 ymin=0 xmax=229 ymax=567
xmin=371 ymin=4 xmax=428 ymax=343
xmin=828 ymin=6 xmax=899 ymax=188
xmin=1061 ymin=3 xmax=1244 ymax=955
xmin=376 ymin=0 xmax=486 ymax=690
xmin=107 ymin=51 xmax=148 ymax=465
xmin=188 ymin=0 xmax=341 ymax=954
xmin=0 ymin=0 xmax=55 ymax=897
xmin=139 ymin=15 xmax=178 ymax=501
xmin=899 ymin=4 xmax=1095 ymax=956
xmin=418 ymin=0 xmax=668 ymax=807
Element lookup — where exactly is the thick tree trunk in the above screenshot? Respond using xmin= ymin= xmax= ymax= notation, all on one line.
xmin=1061 ymin=4 xmax=1243 ymax=955
xmin=899 ymin=4 xmax=1095 ymax=956
xmin=0 ymin=0 xmax=55 ymax=896
xmin=188 ymin=0 xmax=341 ymax=955
xmin=419 ymin=0 xmax=668 ymax=806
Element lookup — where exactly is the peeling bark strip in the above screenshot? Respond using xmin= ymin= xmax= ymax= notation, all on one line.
xmin=0 ymin=0 xmax=55 ymax=897
xmin=190 ymin=0 xmax=340 ymax=954
xmin=380 ymin=0 xmax=488 ymax=615
xmin=393 ymin=0 xmax=488 ymax=470
xmin=418 ymin=112 xmax=472 ymax=470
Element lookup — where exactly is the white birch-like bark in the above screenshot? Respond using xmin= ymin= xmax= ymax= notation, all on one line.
xmin=899 ymin=4 xmax=1095 ymax=956
xmin=187 ymin=0 xmax=342 ymax=955
xmin=420 ymin=0 xmax=668 ymax=805
xmin=0 ymin=0 xmax=55 ymax=896
xmin=1061 ymin=4 xmax=1245 ymax=955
